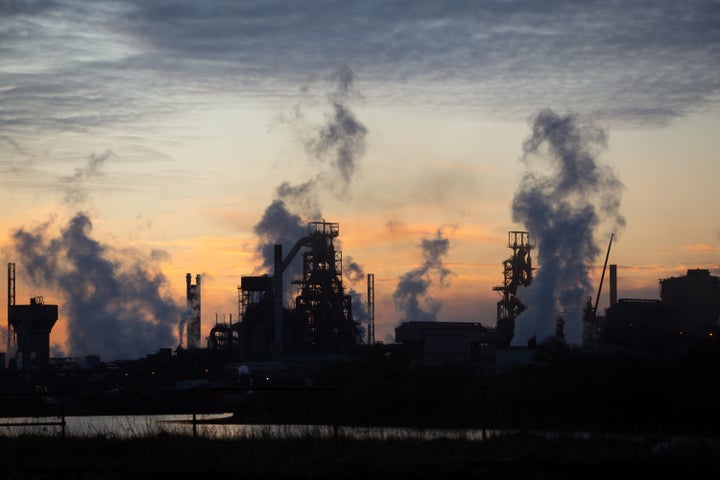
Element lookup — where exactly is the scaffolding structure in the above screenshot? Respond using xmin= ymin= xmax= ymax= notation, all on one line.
xmin=293 ymin=222 xmax=360 ymax=352
xmin=237 ymin=275 xmax=274 ymax=358
xmin=492 ymin=231 xmax=534 ymax=322
xmin=234 ymin=221 xmax=361 ymax=358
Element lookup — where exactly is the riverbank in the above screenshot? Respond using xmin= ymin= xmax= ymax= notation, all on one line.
xmin=1 ymin=431 xmax=719 ymax=479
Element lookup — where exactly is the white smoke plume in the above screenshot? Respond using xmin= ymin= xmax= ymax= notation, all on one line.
xmin=393 ymin=230 xmax=453 ymax=322
xmin=11 ymin=213 xmax=182 ymax=360
xmin=511 ymin=109 xmax=624 ymax=345
xmin=254 ymin=65 xmax=367 ymax=277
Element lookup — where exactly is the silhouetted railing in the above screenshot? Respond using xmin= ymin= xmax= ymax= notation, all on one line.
xmin=0 ymin=390 xmax=66 ymax=436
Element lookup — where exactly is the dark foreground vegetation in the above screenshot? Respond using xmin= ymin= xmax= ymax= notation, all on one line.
xmin=1 ymin=431 xmax=719 ymax=479
xmin=2 ymin=340 xmax=720 ymax=477
xmin=4 ymin=338 xmax=720 ymax=436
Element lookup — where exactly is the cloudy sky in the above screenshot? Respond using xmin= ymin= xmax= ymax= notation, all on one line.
xmin=1 ymin=1 xmax=719 ymax=358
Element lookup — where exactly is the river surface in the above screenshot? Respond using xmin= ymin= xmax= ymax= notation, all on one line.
xmin=0 ymin=414 xmax=499 ymax=440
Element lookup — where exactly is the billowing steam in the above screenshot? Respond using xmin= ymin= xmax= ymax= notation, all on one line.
xmin=306 ymin=64 xmax=367 ymax=191
xmin=393 ymin=230 xmax=453 ymax=322
xmin=254 ymin=65 xmax=367 ymax=281
xmin=11 ymin=213 xmax=182 ymax=360
xmin=344 ymin=256 xmax=365 ymax=284
xmin=254 ymin=197 xmax=308 ymax=275
xmin=511 ymin=109 xmax=624 ymax=345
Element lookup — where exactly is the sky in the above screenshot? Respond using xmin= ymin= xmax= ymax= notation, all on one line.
xmin=1 ymin=0 xmax=719 ymax=359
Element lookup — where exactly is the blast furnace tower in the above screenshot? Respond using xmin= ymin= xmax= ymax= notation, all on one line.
xmin=293 ymin=222 xmax=360 ymax=352
xmin=236 ymin=221 xmax=361 ymax=358
xmin=492 ymin=231 xmax=534 ymax=340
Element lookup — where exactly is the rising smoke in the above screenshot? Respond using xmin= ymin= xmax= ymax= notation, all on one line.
xmin=511 ymin=109 xmax=624 ymax=345
xmin=11 ymin=213 xmax=182 ymax=361
xmin=254 ymin=65 xmax=368 ymax=282
xmin=60 ymin=150 xmax=114 ymax=206
xmin=306 ymin=64 xmax=367 ymax=192
xmin=393 ymin=229 xmax=453 ymax=322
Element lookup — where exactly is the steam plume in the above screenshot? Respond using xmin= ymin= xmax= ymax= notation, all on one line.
xmin=306 ymin=64 xmax=367 ymax=191
xmin=60 ymin=150 xmax=114 ymax=206
xmin=511 ymin=109 xmax=624 ymax=345
xmin=11 ymin=213 xmax=182 ymax=360
xmin=255 ymin=65 xmax=367 ymax=278
xmin=393 ymin=230 xmax=452 ymax=322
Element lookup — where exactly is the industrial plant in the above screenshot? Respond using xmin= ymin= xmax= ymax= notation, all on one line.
xmin=1 ymin=219 xmax=718 ymax=413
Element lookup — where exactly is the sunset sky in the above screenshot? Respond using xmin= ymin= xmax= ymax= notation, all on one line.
xmin=1 ymin=1 xmax=719 ymax=359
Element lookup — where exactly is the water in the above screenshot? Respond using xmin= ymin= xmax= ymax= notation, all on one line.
xmin=0 ymin=414 xmax=499 ymax=440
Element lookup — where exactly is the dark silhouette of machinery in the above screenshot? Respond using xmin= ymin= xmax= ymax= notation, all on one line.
xmin=492 ymin=231 xmax=533 ymax=340
xmin=236 ymin=221 xmax=361 ymax=359
xmin=292 ymin=221 xmax=359 ymax=352
xmin=9 ymin=296 xmax=58 ymax=373
xmin=207 ymin=316 xmax=239 ymax=352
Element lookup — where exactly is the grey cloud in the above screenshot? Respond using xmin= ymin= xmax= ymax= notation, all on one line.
xmin=1 ymin=0 xmax=718 ymax=151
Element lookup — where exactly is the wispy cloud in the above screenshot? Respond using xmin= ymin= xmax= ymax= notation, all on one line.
xmin=680 ymin=244 xmax=720 ymax=253
xmin=1 ymin=0 xmax=718 ymax=153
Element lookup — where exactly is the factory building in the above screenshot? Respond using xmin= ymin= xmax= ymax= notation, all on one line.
xmin=394 ymin=231 xmax=533 ymax=367
xmin=601 ymin=268 xmax=719 ymax=355
xmin=9 ymin=297 xmax=58 ymax=372
xmin=395 ymin=321 xmax=507 ymax=365
xmin=660 ymin=269 xmax=720 ymax=339
xmin=602 ymin=299 xmax=676 ymax=353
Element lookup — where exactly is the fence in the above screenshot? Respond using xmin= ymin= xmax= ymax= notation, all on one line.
xmin=0 ymin=390 xmax=66 ymax=436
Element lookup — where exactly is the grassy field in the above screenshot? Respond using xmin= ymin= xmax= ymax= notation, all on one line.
xmin=0 ymin=431 xmax=719 ymax=479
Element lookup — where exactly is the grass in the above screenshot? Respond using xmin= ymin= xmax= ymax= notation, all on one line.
xmin=0 ymin=430 xmax=719 ymax=479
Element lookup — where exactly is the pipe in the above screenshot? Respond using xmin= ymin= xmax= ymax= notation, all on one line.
xmin=593 ymin=233 xmax=614 ymax=320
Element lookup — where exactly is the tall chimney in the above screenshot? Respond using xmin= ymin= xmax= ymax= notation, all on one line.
xmin=273 ymin=244 xmax=283 ymax=356
xmin=186 ymin=273 xmax=201 ymax=349
xmin=609 ymin=264 xmax=617 ymax=307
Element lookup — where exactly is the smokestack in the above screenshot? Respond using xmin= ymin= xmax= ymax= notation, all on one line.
xmin=186 ymin=273 xmax=201 ymax=349
xmin=367 ymin=273 xmax=375 ymax=345
xmin=7 ymin=263 xmax=15 ymax=366
xmin=273 ymin=244 xmax=283 ymax=355
xmin=609 ymin=264 xmax=617 ymax=307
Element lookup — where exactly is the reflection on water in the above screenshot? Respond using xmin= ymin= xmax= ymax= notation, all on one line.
xmin=0 ymin=414 xmax=500 ymax=441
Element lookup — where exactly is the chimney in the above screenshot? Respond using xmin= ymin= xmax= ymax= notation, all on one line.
xmin=273 ymin=244 xmax=283 ymax=356
xmin=609 ymin=264 xmax=617 ymax=307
